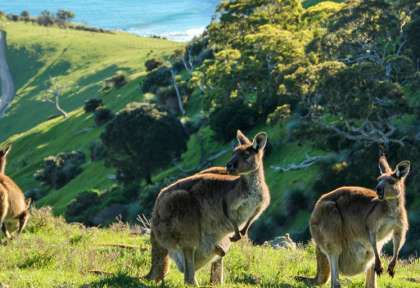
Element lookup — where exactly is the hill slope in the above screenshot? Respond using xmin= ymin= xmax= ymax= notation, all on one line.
xmin=0 ymin=20 xmax=182 ymax=140
xmin=1 ymin=209 xmax=419 ymax=288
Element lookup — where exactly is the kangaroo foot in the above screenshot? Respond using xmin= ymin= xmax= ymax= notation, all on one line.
xmin=387 ymin=260 xmax=396 ymax=278
xmin=374 ymin=260 xmax=384 ymax=276
xmin=230 ymin=232 xmax=242 ymax=242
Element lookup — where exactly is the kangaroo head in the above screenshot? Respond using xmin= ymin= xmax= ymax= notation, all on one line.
xmin=376 ymin=155 xmax=410 ymax=200
xmin=226 ymin=130 xmax=267 ymax=175
xmin=0 ymin=144 xmax=11 ymax=174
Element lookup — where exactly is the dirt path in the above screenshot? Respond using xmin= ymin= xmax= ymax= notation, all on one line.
xmin=0 ymin=30 xmax=15 ymax=117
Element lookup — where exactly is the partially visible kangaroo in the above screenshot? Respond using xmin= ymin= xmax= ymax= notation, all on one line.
xmin=145 ymin=130 xmax=270 ymax=285
xmin=298 ymin=154 xmax=409 ymax=288
xmin=0 ymin=145 xmax=31 ymax=239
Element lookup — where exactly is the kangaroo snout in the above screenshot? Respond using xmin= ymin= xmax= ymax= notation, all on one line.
xmin=226 ymin=158 xmax=237 ymax=174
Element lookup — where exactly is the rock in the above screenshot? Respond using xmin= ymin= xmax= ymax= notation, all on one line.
xmin=267 ymin=233 xmax=297 ymax=250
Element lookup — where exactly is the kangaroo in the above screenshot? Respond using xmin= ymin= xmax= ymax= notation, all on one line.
xmin=0 ymin=145 xmax=31 ymax=239
xmin=144 ymin=130 xmax=270 ymax=286
xmin=298 ymin=154 xmax=409 ymax=288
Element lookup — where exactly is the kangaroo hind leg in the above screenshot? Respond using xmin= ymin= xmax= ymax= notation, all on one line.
xmin=183 ymin=247 xmax=197 ymax=286
xmin=144 ymin=232 xmax=169 ymax=283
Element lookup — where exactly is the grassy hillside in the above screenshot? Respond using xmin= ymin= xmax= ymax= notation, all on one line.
xmin=1 ymin=209 xmax=419 ymax=288
xmin=0 ymin=20 xmax=183 ymax=212
xmin=0 ymin=20 xmax=182 ymax=139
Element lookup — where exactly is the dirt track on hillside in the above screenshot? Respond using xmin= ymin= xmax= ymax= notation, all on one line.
xmin=0 ymin=30 xmax=15 ymax=117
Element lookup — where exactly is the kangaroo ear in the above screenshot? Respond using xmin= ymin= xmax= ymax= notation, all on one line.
xmin=395 ymin=161 xmax=410 ymax=179
xmin=0 ymin=145 xmax=11 ymax=158
xmin=252 ymin=132 xmax=267 ymax=151
xmin=237 ymin=130 xmax=251 ymax=145
xmin=378 ymin=155 xmax=391 ymax=174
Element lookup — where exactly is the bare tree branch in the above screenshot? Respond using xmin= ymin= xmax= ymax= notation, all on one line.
xmin=323 ymin=119 xmax=406 ymax=147
xmin=169 ymin=68 xmax=186 ymax=115
xmin=271 ymin=153 xmax=335 ymax=172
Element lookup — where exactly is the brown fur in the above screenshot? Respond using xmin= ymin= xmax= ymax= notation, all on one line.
xmin=0 ymin=145 xmax=31 ymax=239
xmin=144 ymin=130 xmax=270 ymax=285
xmin=299 ymin=155 xmax=409 ymax=288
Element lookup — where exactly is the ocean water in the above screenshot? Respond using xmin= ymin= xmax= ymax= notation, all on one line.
xmin=0 ymin=0 xmax=219 ymax=41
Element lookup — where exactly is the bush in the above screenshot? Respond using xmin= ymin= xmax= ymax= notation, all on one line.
xmin=101 ymin=102 xmax=187 ymax=184
xmin=94 ymin=107 xmax=114 ymax=126
xmin=65 ymin=191 xmax=100 ymax=224
xmin=7 ymin=14 xmax=19 ymax=21
xmin=103 ymin=71 xmax=127 ymax=91
xmin=84 ymin=98 xmax=103 ymax=113
xmin=34 ymin=151 xmax=86 ymax=189
xmin=283 ymin=188 xmax=310 ymax=216
xmin=266 ymin=104 xmax=291 ymax=126
xmin=141 ymin=66 xmax=172 ymax=94
xmin=37 ymin=10 xmax=54 ymax=26
xmin=145 ymin=59 xmax=163 ymax=71
xmin=209 ymin=100 xmax=257 ymax=142
xmin=89 ymin=140 xmax=106 ymax=161
xmin=20 ymin=11 xmax=30 ymax=21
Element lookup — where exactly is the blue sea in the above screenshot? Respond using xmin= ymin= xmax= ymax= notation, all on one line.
xmin=0 ymin=0 xmax=219 ymax=41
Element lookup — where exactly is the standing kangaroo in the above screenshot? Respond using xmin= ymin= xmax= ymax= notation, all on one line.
xmin=0 ymin=145 xmax=31 ymax=239
xmin=145 ymin=130 xmax=270 ymax=285
xmin=299 ymin=154 xmax=409 ymax=288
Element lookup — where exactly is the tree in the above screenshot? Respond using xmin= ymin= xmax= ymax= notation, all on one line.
xmin=42 ymin=77 xmax=72 ymax=118
xmin=37 ymin=10 xmax=54 ymax=26
xmin=56 ymin=10 xmax=75 ymax=25
xmin=101 ymin=102 xmax=187 ymax=185
xmin=20 ymin=11 xmax=30 ymax=21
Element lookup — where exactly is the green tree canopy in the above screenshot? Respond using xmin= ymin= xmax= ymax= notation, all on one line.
xmin=101 ymin=102 xmax=187 ymax=185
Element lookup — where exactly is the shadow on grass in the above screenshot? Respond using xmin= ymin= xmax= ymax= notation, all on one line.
xmin=80 ymin=272 xmax=152 ymax=288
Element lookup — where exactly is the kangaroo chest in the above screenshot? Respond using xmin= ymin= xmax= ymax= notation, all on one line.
xmin=233 ymin=176 xmax=266 ymax=225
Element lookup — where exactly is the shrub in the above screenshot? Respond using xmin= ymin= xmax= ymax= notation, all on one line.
xmin=6 ymin=14 xmax=19 ymax=21
xmin=103 ymin=71 xmax=127 ymax=91
xmin=20 ymin=11 xmax=30 ymax=21
xmin=84 ymin=98 xmax=103 ymax=113
xmin=65 ymin=191 xmax=100 ymax=224
xmin=89 ymin=140 xmax=106 ymax=161
xmin=266 ymin=104 xmax=291 ymax=126
xmin=34 ymin=151 xmax=86 ymax=189
xmin=145 ymin=59 xmax=163 ymax=71
xmin=101 ymin=102 xmax=187 ymax=184
xmin=141 ymin=66 xmax=172 ymax=94
xmin=94 ymin=107 xmax=114 ymax=126
xmin=283 ymin=188 xmax=310 ymax=216
xmin=37 ymin=10 xmax=54 ymax=26
xmin=56 ymin=10 xmax=75 ymax=25
xmin=209 ymin=100 xmax=257 ymax=142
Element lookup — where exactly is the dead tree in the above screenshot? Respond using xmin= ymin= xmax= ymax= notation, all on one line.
xmin=271 ymin=153 xmax=335 ymax=172
xmin=43 ymin=77 xmax=71 ymax=118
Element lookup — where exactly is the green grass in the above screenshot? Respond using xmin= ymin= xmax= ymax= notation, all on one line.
xmin=0 ymin=20 xmax=182 ymax=140
xmin=0 ymin=20 xmax=182 ymax=213
xmin=0 ymin=208 xmax=419 ymax=288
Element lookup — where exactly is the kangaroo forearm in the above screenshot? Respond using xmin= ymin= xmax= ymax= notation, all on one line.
xmin=240 ymin=207 xmax=262 ymax=235
xmin=391 ymin=229 xmax=406 ymax=261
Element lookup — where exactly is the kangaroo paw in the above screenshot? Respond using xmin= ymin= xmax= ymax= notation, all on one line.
xmin=230 ymin=233 xmax=241 ymax=242
xmin=387 ymin=261 xmax=396 ymax=278
xmin=214 ymin=245 xmax=226 ymax=257
xmin=374 ymin=261 xmax=384 ymax=276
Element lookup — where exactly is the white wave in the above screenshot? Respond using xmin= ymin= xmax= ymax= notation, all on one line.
xmin=126 ymin=26 xmax=205 ymax=42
